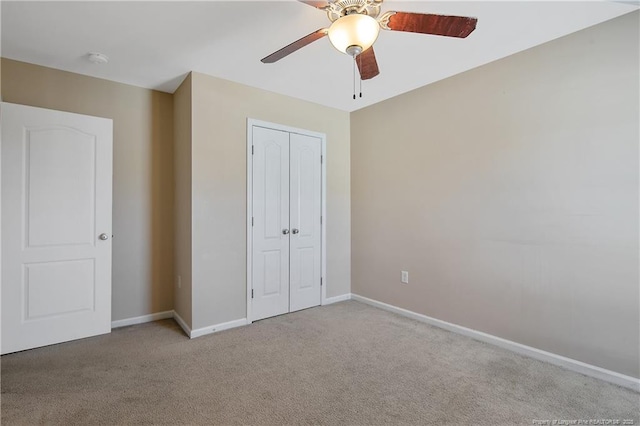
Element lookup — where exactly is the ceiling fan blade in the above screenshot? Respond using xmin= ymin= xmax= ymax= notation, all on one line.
xmin=386 ymin=12 xmax=477 ymax=38
xmin=357 ymin=47 xmax=380 ymax=80
xmin=261 ymin=29 xmax=328 ymax=63
xmin=297 ymin=0 xmax=330 ymax=9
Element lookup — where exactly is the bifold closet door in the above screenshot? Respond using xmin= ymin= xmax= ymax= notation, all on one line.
xmin=251 ymin=125 xmax=322 ymax=322
xmin=289 ymin=133 xmax=322 ymax=312
xmin=251 ymin=127 xmax=291 ymax=321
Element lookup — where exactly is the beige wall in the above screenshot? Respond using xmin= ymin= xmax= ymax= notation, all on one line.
xmin=351 ymin=12 xmax=640 ymax=378
xmin=1 ymin=59 xmax=175 ymax=322
xmin=173 ymin=73 xmax=193 ymax=327
xmin=189 ymin=72 xmax=351 ymax=329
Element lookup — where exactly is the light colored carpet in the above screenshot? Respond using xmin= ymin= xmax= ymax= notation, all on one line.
xmin=1 ymin=301 xmax=638 ymax=425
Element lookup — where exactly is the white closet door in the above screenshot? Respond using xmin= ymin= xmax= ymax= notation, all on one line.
xmin=251 ymin=127 xmax=290 ymax=321
xmin=289 ymin=133 xmax=322 ymax=312
xmin=1 ymin=102 xmax=113 ymax=354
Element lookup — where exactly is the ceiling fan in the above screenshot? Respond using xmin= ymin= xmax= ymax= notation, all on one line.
xmin=261 ymin=0 xmax=478 ymax=81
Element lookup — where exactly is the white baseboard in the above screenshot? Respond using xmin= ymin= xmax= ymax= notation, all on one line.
xmin=172 ymin=310 xmax=192 ymax=338
xmin=190 ymin=318 xmax=248 ymax=339
xmin=351 ymin=294 xmax=640 ymax=392
xmin=112 ymin=309 xmax=248 ymax=340
xmin=323 ymin=293 xmax=352 ymax=305
xmin=111 ymin=310 xmax=174 ymax=329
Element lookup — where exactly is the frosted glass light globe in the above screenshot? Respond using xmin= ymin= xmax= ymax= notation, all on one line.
xmin=328 ymin=14 xmax=380 ymax=56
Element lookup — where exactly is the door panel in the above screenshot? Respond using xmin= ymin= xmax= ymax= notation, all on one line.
xmin=26 ymin=127 xmax=96 ymax=248
xmin=24 ymin=259 xmax=95 ymax=320
xmin=263 ymin=250 xmax=284 ymax=295
xmin=251 ymin=127 xmax=290 ymax=321
xmin=1 ymin=102 xmax=113 ymax=354
xmin=289 ymin=133 xmax=322 ymax=312
xmin=298 ymin=247 xmax=315 ymax=289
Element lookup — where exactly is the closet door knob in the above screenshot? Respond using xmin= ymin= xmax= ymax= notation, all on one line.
xmin=282 ymin=229 xmax=289 ymax=235
xmin=292 ymin=228 xmax=299 ymax=234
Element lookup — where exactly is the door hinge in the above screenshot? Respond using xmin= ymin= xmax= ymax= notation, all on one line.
xmin=321 ymin=155 xmax=323 ymax=164
xmin=252 ymin=145 xmax=254 ymax=155
xmin=251 ymin=289 xmax=254 ymax=299
xmin=320 ymin=216 xmax=323 ymax=225
xmin=320 ymin=277 xmax=323 ymax=286
xmin=252 ymin=217 xmax=254 ymax=227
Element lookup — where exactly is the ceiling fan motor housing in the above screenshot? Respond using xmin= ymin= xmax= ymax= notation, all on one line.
xmin=326 ymin=0 xmax=382 ymax=21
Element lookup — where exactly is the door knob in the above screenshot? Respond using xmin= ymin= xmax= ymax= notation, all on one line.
xmin=282 ymin=229 xmax=289 ymax=235
xmin=292 ymin=228 xmax=299 ymax=234
xmin=99 ymin=233 xmax=109 ymax=241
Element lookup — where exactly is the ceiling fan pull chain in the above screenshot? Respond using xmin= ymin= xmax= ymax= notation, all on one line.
xmin=358 ymin=53 xmax=363 ymax=98
xmin=352 ymin=56 xmax=356 ymax=100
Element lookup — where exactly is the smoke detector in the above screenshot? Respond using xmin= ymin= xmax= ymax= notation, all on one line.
xmin=87 ymin=53 xmax=109 ymax=64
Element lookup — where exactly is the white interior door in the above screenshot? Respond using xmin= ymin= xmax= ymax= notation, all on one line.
xmin=1 ymin=102 xmax=113 ymax=354
xmin=289 ymin=133 xmax=322 ymax=312
xmin=251 ymin=126 xmax=290 ymax=321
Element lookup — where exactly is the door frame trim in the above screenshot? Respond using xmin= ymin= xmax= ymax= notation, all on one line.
xmin=246 ymin=118 xmax=327 ymax=324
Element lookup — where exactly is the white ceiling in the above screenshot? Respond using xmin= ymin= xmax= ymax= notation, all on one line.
xmin=1 ymin=1 xmax=637 ymax=112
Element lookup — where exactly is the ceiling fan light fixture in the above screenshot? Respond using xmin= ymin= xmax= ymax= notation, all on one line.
xmin=328 ymin=13 xmax=380 ymax=56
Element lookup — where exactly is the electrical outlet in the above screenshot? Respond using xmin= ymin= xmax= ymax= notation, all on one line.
xmin=177 ymin=275 xmax=182 ymax=289
xmin=401 ymin=271 xmax=409 ymax=284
